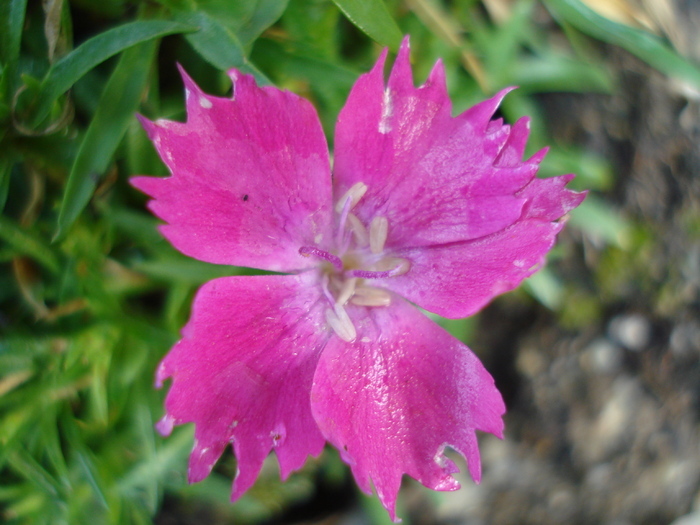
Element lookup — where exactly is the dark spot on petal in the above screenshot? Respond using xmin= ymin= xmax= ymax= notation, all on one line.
xmin=243 ymin=194 xmax=249 ymax=201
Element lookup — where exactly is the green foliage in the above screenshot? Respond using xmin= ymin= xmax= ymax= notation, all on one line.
xmin=1 ymin=0 xmax=694 ymax=523
xmin=544 ymin=0 xmax=700 ymax=89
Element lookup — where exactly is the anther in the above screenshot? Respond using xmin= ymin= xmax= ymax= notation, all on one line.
xmin=347 ymin=213 xmax=369 ymax=247
xmin=336 ymin=278 xmax=357 ymax=306
xmin=351 ymin=286 xmax=391 ymax=307
xmin=346 ymin=258 xmax=410 ymax=279
xmin=369 ymin=216 xmax=388 ymax=254
xmin=326 ymin=304 xmax=356 ymax=342
xmin=335 ymin=182 xmax=368 ymax=213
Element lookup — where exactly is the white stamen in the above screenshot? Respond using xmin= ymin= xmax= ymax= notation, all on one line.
xmin=351 ymin=286 xmax=391 ymax=307
xmin=369 ymin=216 xmax=389 ymax=254
xmin=379 ymin=88 xmax=393 ymax=134
xmin=336 ymin=278 xmax=357 ymax=306
xmin=335 ymin=182 xmax=368 ymax=213
xmin=325 ymin=305 xmax=356 ymax=342
xmin=199 ymin=97 xmax=212 ymax=109
xmin=347 ymin=213 xmax=369 ymax=247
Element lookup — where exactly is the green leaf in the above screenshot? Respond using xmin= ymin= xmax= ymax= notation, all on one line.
xmin=175 ymin=10 xmax=246 ymax=70
xmin=544 ymin=0 xmax=700 ymax=88
xmin=54 ymin=41 xmax=157 ymax=240
xmin=525 ymin=267 xmax=564 ymax=309
xmin=117 ymin=427 xmax=193 ymax=495
xmin=74 ymin=450 xmax=108 ymax=510
xmin=0 ymin=0 xmax=28 ymax=107
xmin=193 ymin=0 xmax=290 ymax=47
xmin=133 ymin=256 xmax=242 ymax=284
xmin=509 ymin=54 xmax=612 ymax=93
xmin=175 ymin=10 xmax=270 ymax=84
xmin=0 ymin=216 xmax=60 ymax=272
xmin=236 ymin=0 xmax=290 ymax=45
xmin=0 ymin=0 xmax=27 ymax=64
xmin=568 ymin=194 xmax=632 ymax=248
xmin=0 ymin=156 xmax=12 ymax=212
xmin=283 ymin=0 xmax=341 ymax=60
xmin=31 ymin=20 xmax=195 ymax=127
xmin=331 ymin=0 xmax=403 ymax=50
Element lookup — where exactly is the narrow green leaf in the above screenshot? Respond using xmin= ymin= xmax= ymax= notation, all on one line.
xmin=0 ymin=156 xmax=12 ymax=212
xmin=0 ymin=216 xmax=60 ymax=272
xmin=8 ymin=449 xmax=61 ymax=498
xmin=0 ymin=0 xmax=28 ymax=108
xmin=54 ymin=41 xmax=157 ymax=240
xmin=236 ymin=0 xmax=290 ymax=45
xmin=525 ymin=267 xmax=564 ymax=310
xmin=331 ymin=0 xmax=403 ymax=50
xmin=192 ymin=0 xmax=290 ymax=47
xmin=32 ymin=20 xmax=195 ymax=127
xmin=544 ymin=0 xmax=700 ymax=88
xmin=568 ymin=194 xmax=632 ymax=248
xmin=75 ymin=451 xmax=109 ymax=510
xmin=509 ymin=55 xmax=612 ymax=93
xmin=0 ymin=0 xmax=27 ymax=64
xmin=175 ymin=10 xmax=246 ymax=70
xmin=117 ymin=427 xmax=193 ymax=494
xmin=133 ymin=256 xmax=243 ymax=284
xmin=175 ymin=10 xmax=271 ymax=84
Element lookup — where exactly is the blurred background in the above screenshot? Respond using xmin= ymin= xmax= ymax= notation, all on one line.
xmin=1 ymin=0 xmax=699 ymax=523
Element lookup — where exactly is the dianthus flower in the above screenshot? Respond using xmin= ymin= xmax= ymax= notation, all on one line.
xmin=132 ymin=39 xmax=584 ymax=520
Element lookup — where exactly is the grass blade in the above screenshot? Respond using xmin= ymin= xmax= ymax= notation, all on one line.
xmin=54 ymin=41 xmax=157 ymax=240
xmin=544 ymin=0 xmax=700 ymax=88
xmin=0 ymin=0 xmax=27 ymax=64
xmin=32 ymin=20 xmax=194 ymax=128
xmin=331 ymin=0 xmax=403 ymax=50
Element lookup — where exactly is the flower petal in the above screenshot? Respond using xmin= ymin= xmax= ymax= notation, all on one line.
xmin=131 ymin=67 xmax=333 ymax=272
xmin=157 ymin=274 xmax=329 ymax=499
xmin=384 ymin=176 xmax=586 ymax=318
xmin=333 ymin=38 xmax=533 ymax=248
xmin=311 ymin=299 xmax=505 ymax=521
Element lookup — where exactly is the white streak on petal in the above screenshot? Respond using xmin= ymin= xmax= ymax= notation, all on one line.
xmin=379 ymin=88 xmax=393 ymax=134
xmin=199 ymin=97 xmax=213 ymax=109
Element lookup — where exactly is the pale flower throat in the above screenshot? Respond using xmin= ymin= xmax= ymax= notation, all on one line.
xmin=299 ymin=182 xmax=410 ymax=342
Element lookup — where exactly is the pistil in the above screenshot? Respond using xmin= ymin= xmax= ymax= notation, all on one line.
xmin=299 ymin=246 xmax=343 ymax=269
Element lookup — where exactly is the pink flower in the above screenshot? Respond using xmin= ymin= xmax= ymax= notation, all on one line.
xmin=132 ymin=39 xmax=584 ymax=520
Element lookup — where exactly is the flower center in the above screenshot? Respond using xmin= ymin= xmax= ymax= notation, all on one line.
xmin=299 ymin=182 xmax=410 ymax=342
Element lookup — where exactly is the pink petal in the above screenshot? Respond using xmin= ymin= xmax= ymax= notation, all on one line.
xmin=386 ymin=220 xmax=561 ymax=319
xmin=311 ymin=298 xmax=505 ymax=521
xmin=333 ymin=38 xmax=533 ymax=248
xmin=384 ymin=177 xmax=585 ymax=318
xmin=157 ymin=274 xmax=329 ymax=499
xmin=131 ymin=67 xmax=333 ymax=272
